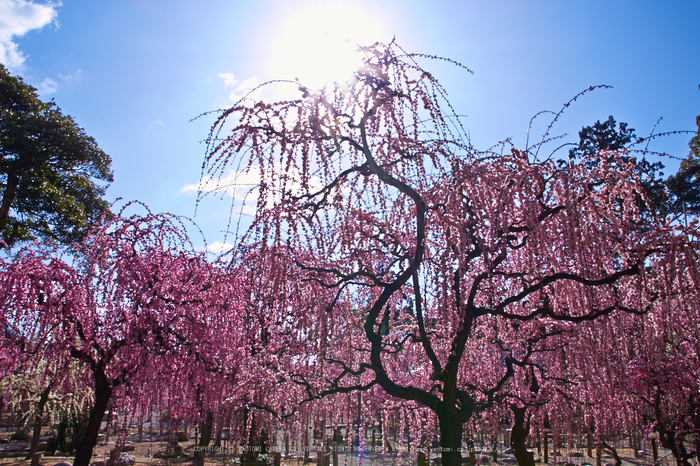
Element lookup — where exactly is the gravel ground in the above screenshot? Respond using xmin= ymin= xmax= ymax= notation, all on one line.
xmin=0 ymin=432 xmax=682 ymax=466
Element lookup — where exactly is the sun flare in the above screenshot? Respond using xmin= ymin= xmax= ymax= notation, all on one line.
xmin=270 ymin=1 xmax=385 ymax=90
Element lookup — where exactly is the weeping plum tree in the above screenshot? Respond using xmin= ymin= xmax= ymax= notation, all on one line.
xmin=201 ymin=43 xmax=696 ymax=466
xmin=0 ymin=241 xmax=80 ymax=450
xmin=0 ymin=208 xmax=238 ymax=466
xmin=596 ymin=252 xmax=700 ymax=466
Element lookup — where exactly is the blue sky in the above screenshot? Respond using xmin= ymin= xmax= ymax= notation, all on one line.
xmin=2 ymin=0 xmax=699 ymax=252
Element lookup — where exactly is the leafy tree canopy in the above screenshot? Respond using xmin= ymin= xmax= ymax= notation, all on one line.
xmin=0 ymin=64 xmax=113 ymax=247
xmin=570 ymin=114 xmax=700 ymax=218
xmin=666 ymin=115 xmax=700 ymax=215
xmin=569 ymin=115 xmax=637 ymax=160
xmin=568 ymin=116 xmax=667 ymax=214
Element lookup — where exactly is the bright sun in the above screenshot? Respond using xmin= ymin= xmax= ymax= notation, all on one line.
xmin=269 ymin=1 xmax=385 ymax=90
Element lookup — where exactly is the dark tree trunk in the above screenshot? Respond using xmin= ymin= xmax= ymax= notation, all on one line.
xmin=355 ymin=392 xmax=361 ymax=452
xmin=466 ymin=439 xmax=477 ymax=465
xmin=691 ymin=396 xmax=700 ymax=466
xmin=630 ymin=431 xmax=641 ymax=458
xmin=418 ymin=451 xmax=429 ymax=466
xmin=303 ymin=422 xmax=310 ymax=463
xmin=437 ymin=405 xmax=463 ymax=466
xmin=242 ymin=414 xmax=258 ymax=466
xmin=194 ymin=410 xmax=213 ymax=466
xmin=654 ymin=390 xmax=693 ymax=466
xmin=318 ymin=417 xmax=327 ymax=466
xmin=394 ymin=412 xmax=399 ymax=443
xmin=511 ymin=406 xmax=535 ymax=466
xmin=587 ymin=424 xmax=593 ymax=458
xmin=26 ymin=383 xmax=53 ymax=460
xmin=0 ymin=166 xmax=24 ymax=243
xmin=73 ymin=371 xmax=112 ymax=466
xmin=659 ymin=429 xmax=692 ymax=466
xmin=601 ymin=439 xmax=622 ymax=466
xmin=214 ymin=425 xmax=223 ymax=448
xmin=492 ymin=435 xmax=498 ymax=462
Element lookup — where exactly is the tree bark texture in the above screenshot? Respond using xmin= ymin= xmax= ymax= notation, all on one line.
xmin=26 ymin=383 xmax=53 ymax=460
xmin=436 ymin=405 xmax=464 ymax=466
xmin=511 ymin=406 xmax=535 ymax=466
xmin=194 ymin=410 xmax=213 ymax=466
xmin=73 ymin=371 xmax=112 ymax=466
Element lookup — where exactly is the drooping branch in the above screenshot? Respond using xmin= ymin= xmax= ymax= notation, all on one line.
xmin=412 ymin=270 xmax=442 ymax=378
xmin=479 ymin=264 xmax=641 ymax=318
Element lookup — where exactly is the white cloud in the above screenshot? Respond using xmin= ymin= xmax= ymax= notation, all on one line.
xmin=219 ymin=72 xmax=236 ymax=88
xmin=150 ymin=119 xmax=164 ymax=128
xmin=206 ymin=241 xmax=233 ymax=254
xmin=218 ymin=73 xmax=261 ymax=103
xmin=182 ymin=168 xmax=261 ymax=199
xmin=0 ymin=0 xmax=59 ymax=73
xmin=181 ymin=166 xmax=322 ymax=215
xmin=36 ymin=76 xmax=56 ymax=95
xmin=59 ymin=68 xmax=82 ymax=84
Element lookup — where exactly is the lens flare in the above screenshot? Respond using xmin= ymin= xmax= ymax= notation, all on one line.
xmin=270 ymin=1 xmax=385 ymax=90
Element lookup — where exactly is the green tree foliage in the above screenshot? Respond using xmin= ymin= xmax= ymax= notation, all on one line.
xmin=666 ymin=115 xmax=700 ymax=215
xmin=569 ymin=115 xmax=637 ymax=159
xmin=0 ymin=64 xmax=113 ymax=247
xmin=569 ymin=115 xmax=668 ymax=216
